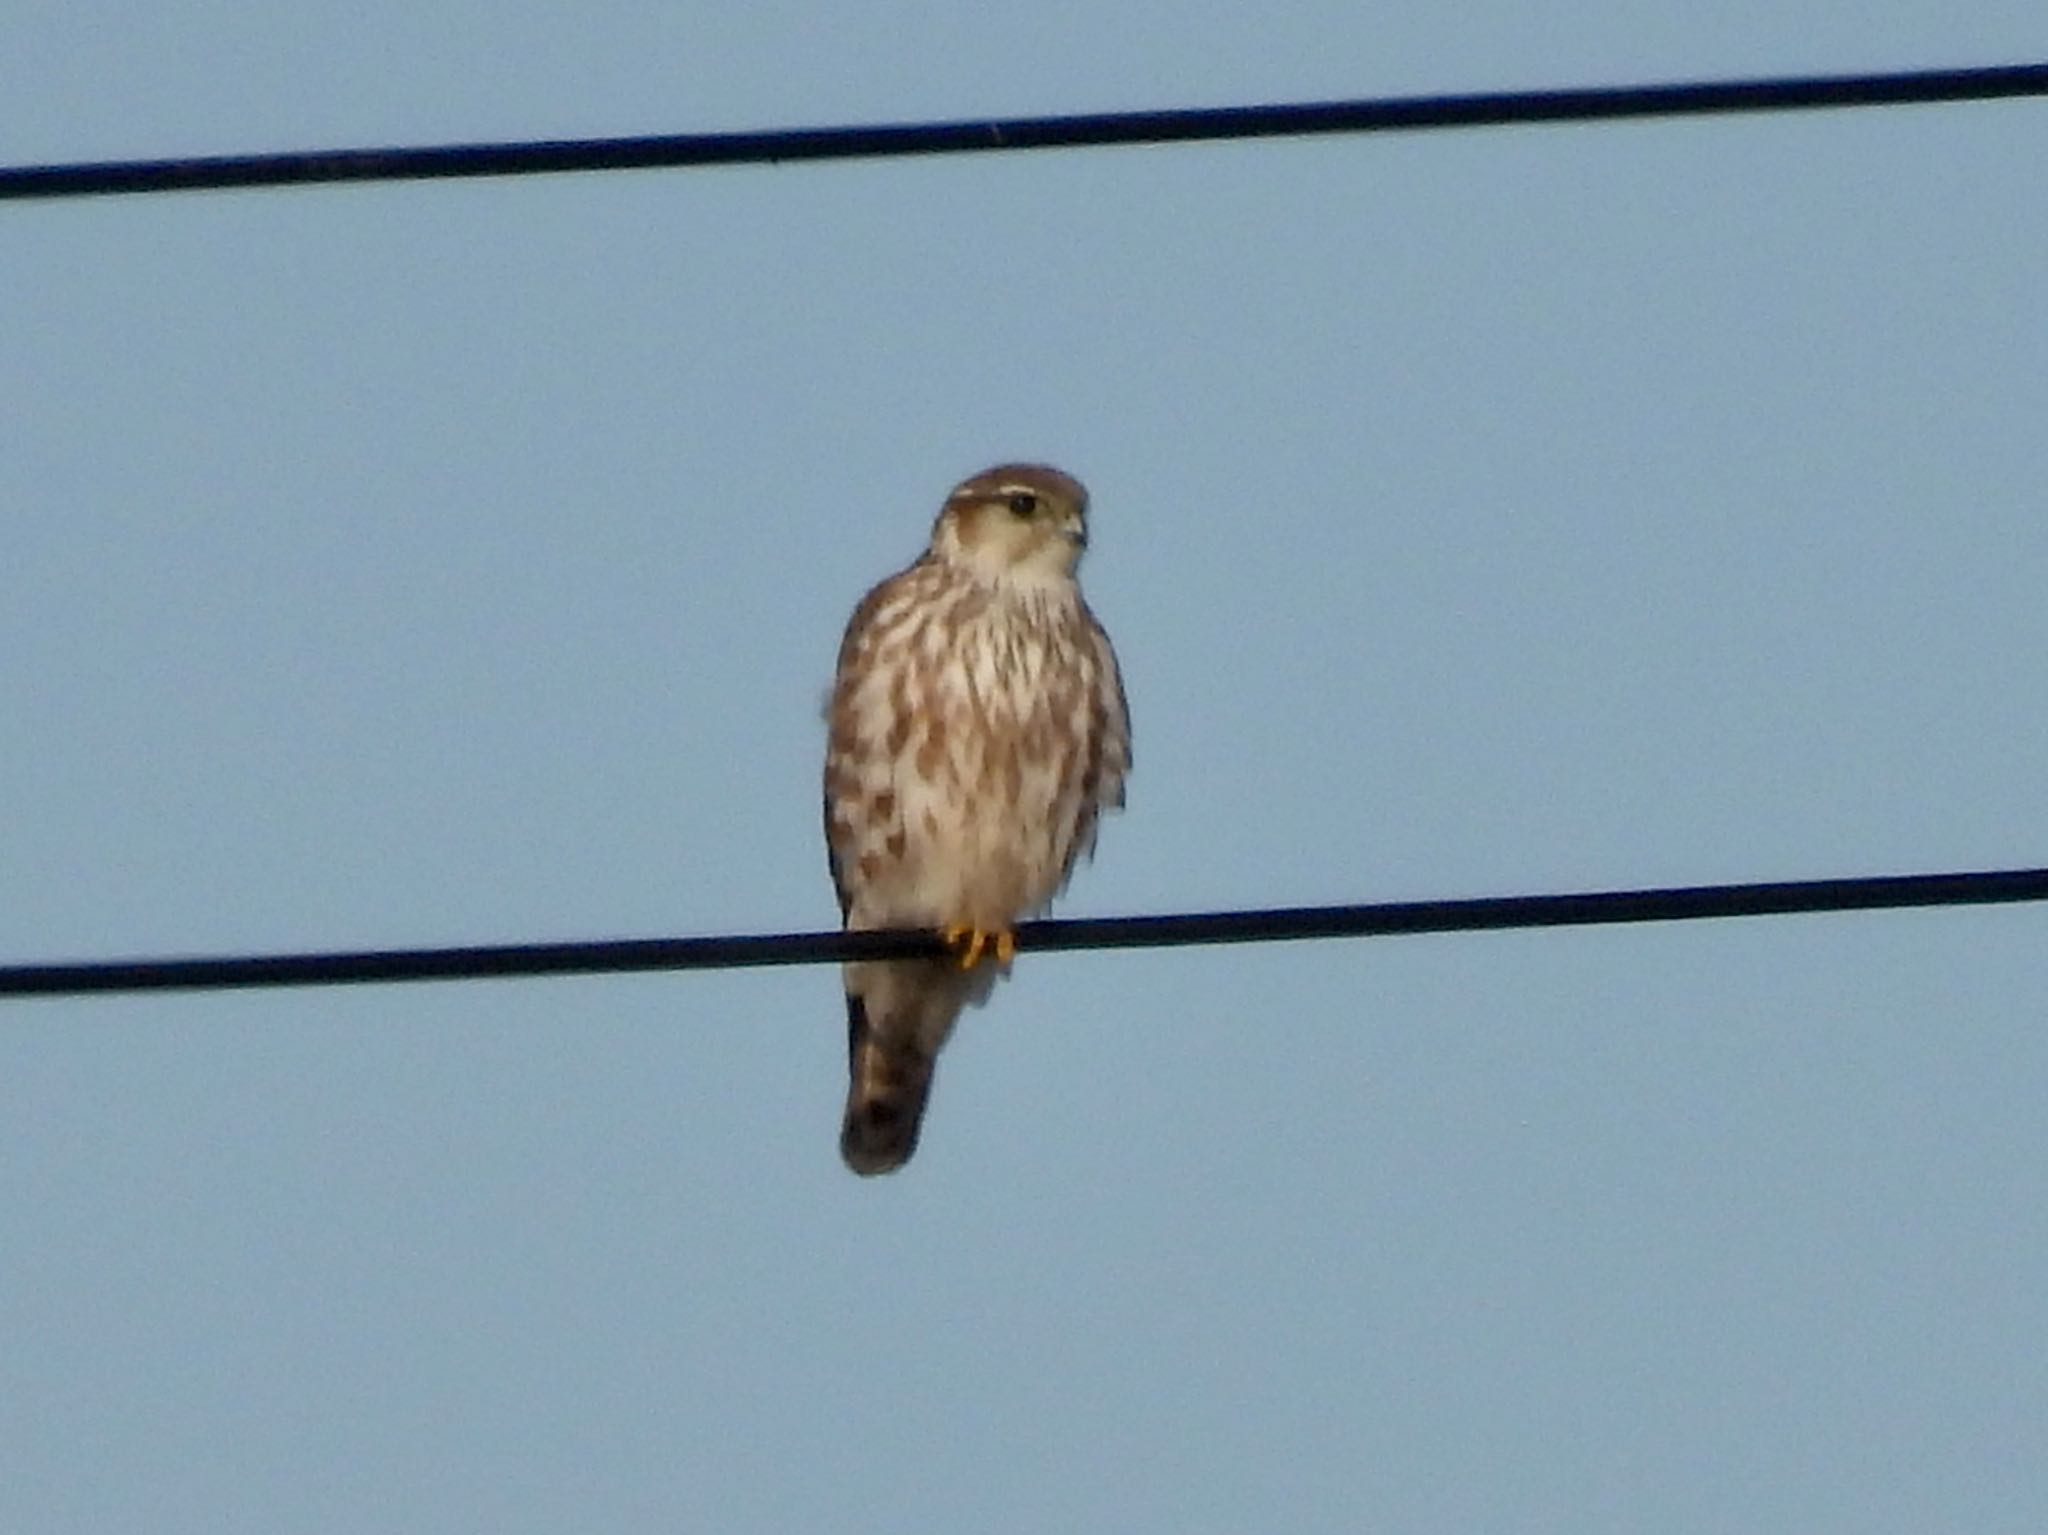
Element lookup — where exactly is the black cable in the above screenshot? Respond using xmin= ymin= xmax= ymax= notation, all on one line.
xmin=3 ymin=865 xmax=2041 ymax=1000
xmin=4 ymin=62 xmax=2044 ymax=203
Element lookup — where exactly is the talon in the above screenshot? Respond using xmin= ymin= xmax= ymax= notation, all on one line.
xmin=939 ymin=923 xmax=1015 ymax=971
xmin=941 ymin=922 xmax=985 ymax=970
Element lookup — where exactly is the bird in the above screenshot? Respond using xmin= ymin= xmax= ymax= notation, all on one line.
xmin=823 ymin=463 xmax=1131 ymax=1175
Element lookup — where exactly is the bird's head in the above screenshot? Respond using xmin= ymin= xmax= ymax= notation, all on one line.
xmin=929 ymin=463 xmax=1090 ymax=583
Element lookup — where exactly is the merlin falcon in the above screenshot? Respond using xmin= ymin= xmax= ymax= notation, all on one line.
xmin=822 ymin=463 xmax=1131 ymax=1174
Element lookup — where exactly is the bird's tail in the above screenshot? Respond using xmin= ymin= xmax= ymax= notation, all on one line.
xmin=839 ymin=991 xmax=937 ymax=1176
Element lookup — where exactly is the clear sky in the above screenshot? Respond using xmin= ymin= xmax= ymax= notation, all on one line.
xmin=5 ymin=6 xmax=2047 ymax=1532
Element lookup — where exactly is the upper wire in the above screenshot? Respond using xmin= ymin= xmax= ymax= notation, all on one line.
xmin=3 ymin=62 xmax=2044 ymax=202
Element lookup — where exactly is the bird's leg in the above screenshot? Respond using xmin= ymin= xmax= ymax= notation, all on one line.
xmin=941 ymin=922 xmax=1016 ymax=971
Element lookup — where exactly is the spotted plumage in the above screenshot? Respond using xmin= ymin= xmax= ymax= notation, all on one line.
xmin=824 ymin=463 xmax=1130 ymax=1175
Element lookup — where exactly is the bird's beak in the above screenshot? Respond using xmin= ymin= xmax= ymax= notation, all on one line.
xmin=1061 ymin=514 xmax=1088 ymax=549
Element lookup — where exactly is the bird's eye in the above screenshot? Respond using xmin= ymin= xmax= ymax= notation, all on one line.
xmin=1006 ymin=491 xmax=1039 ymax=517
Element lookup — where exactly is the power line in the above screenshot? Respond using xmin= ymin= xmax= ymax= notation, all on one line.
xmin=4 ymin=62 xmax=2044 ymax=204
xmin=3 ymin=865 xmax=2042 ymax=1001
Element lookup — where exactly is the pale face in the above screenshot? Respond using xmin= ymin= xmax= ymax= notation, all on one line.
xmin=931 ymin=463 xmax=1090 ymax=581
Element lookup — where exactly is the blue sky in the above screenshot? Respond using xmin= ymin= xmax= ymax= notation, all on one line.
xmin=5 ymin=6 xmax=2046 ymax=1532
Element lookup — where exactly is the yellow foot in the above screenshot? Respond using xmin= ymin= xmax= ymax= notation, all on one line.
xmin=941 ymin=923 xmax=1017 ymax=970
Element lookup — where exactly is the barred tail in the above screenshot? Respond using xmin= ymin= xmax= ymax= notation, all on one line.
xmin=839 ymin=991 xmax=936 ymax=1176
